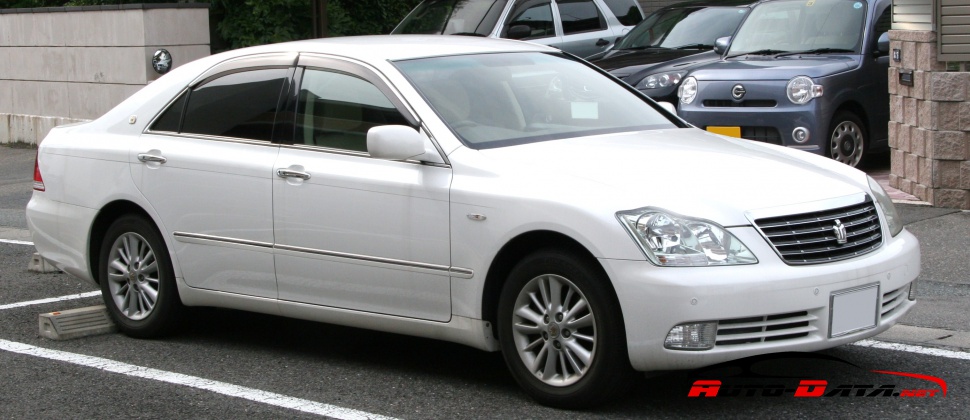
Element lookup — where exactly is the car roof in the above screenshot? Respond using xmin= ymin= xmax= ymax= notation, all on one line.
xmin=215 ymin=35 xmax=558 ymax=63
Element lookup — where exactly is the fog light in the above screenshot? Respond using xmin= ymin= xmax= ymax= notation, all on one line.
xmin=665 ymin=322 xmax=717 ymax=350
xmin=792 ymin=127 xmax=810 ymax=144
xmin=908 ymin=280 xmax=918 ymax=301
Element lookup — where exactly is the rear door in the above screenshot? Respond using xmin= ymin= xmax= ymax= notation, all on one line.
xmin=133 ymin=54 xmax=294 ymax=299
xmin=555 ymin=0 xmax=616 ymax=57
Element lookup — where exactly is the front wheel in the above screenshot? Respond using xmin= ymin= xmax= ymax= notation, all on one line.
xmin=497 ymin=249 xmax=634 ymax=408
xmin=828 ymin=111 xmax=867 ymax=167
xmin=99 ymin=215 xmax=183 ymax=338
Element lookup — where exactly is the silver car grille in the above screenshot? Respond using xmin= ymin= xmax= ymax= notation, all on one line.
xmin=716 ymin=311 xmax=818 ymax=346
xmin=881 ymin=284 xmax=909 ymax=319
xmin=754 ymin=198 xmax=883 ymax=265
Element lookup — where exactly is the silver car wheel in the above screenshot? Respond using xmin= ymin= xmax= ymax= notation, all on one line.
xmin=830 ymin=119 xmax=865 ymax=167
xmin=105 ymin=232 xmax=160 ymax=321
xmin=511 ymin=274 xmax=596 ymax=387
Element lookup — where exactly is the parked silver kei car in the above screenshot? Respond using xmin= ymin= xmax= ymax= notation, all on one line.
xmin=27 ymin=35 xmax=919 ymax=408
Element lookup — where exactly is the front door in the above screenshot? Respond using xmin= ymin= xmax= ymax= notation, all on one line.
xmin=272 ymin=62 xmax=453 ymax=321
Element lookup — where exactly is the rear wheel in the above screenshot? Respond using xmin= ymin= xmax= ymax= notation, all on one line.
xmin=99 ymin=215 xmax=183 ymax=337
xmin=497 ymin=249 xmax=634 ymax=408
xmin=828 ymin=111 xmax=867 ymax=167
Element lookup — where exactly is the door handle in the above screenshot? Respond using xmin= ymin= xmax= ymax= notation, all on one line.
xmin=137 ymin=153 xmax=167 ymax=164
xmin=595 ymin=38 xmax=610 ymax=47
xmin=276 ymin=168 xmax=310 ymax=180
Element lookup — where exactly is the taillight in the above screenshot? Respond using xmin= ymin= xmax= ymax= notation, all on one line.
xmin=33 ymin=152 xmax=45 ymax=191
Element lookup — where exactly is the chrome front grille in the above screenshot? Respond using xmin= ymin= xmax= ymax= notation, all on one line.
xmin=754 ymin=198 xmax=883 ymax=265
xmin=716 ymin=311 xmax=818 ymax=346
xmin=881 ymin=285 xmax=908 ymax=318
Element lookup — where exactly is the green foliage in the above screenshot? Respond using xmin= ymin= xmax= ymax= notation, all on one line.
xmin=211 ymin=0 xmax=312 ymax=50
xmin=327 ymin=0 xmax=423 ymax=37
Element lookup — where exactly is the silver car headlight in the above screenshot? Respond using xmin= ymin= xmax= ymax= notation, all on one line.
xmin=637 ymin=71 xmax=685 ymax=90
xmin=867 ymin=176 xmax=903 ymax=237
xmin=678 ymin=76 xmax=698 ymax=104
xmin=617 ymin=208 xmax=758 ymax=266
xmin=786 ymin=75 xmax=822 ymax=104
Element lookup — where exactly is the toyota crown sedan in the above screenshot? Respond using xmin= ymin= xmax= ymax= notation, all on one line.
xmin=27 ymin=35 xmax=919 ymax=408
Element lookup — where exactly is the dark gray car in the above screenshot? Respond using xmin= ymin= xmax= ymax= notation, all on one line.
xmin=677 ymin=0 xmax=892 ymax=167
xmin=587 ymin=0 xmax=759 ymax=103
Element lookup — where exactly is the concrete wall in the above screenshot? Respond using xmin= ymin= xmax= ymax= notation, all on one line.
xmin=0 ymin=4 xmax=210 ymax=145
xmin=888 ymin=30 xmax=970 ymax=209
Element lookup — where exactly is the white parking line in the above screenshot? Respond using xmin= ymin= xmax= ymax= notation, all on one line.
xmin=0 ymin=239 xmax=33 ymax=245
xmin=852 ymin=339 xmax=970 ymax=360
xmin=0 ymin=291 xmax=101 ymax=311
xmin=0 ymin=339 xmax=399 ymax=420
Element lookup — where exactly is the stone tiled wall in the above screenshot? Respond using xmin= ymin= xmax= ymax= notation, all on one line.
xmin=0 ymin=5 xmax=210 ymax=145
xmin=888 ymin=30 xmax=970 ymax=209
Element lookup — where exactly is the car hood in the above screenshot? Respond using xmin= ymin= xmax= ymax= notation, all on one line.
xmin=469 ymin=128 xmax=866 ymax=226
xmin=590 ymin=49 xmax=715 ymax=77
xmin=688 ymin=55 xmax=861 ymax=81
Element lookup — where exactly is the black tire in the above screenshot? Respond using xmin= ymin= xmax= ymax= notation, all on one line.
xmin=828 ymin=111 xmax=868 ymax=168
xmin=497 ymin=249 xmax=635 ymax=409
xmin=99 ymin=215 xmax=183 ymax=338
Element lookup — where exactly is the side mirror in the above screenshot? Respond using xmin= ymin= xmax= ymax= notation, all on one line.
xmin=714 ymin=36 xmax=731 ymax=55
xmin=657 ymin=101 xmax=677 ymax=114
xmin=367 ymin=125 xmax=426 ymax=161
xmin=507 ymin=25 xmax=531 ymax=40
xmin=876 ymin=32 xmax=890 ymax=56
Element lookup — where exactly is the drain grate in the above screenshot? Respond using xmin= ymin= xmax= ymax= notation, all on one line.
xmin=39 ymin=305 xmax=116 ymax=340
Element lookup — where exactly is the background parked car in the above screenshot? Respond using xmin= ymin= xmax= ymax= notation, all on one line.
xmin=588 ymin=0 xmax=759 ymax=103
xmin=677 ymin=0 xmax=892 ymax=167
xmin=392 ymin=0 xmax=644 ymax=57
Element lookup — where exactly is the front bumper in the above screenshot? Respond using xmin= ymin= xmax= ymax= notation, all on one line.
xmin=678 ymin=81 xmax=827 ymax=154
xmin=601 ymin=226 xmax=920 ymax=372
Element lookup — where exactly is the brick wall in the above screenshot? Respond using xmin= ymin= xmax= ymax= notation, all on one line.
xmin=888 ymin=30 xmax=970 ymax=209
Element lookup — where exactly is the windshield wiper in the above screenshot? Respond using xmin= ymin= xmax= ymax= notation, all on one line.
xmin=672 ymin=43 xmax=713 ymax=50
xmin=725 ymin=49 xmax=787 ymax=59
xmin=774 ymin=48 xmax=855 ymax=57
xmin=449 ymin=32 xmax=487 ymax=37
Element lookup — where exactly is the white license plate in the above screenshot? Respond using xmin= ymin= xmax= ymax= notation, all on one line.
xmin=829 ymin=283 xmax=879 ymax=337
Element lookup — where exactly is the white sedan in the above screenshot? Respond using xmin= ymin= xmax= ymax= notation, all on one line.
xmin=27 ymin=35 xmax=919 ymax=408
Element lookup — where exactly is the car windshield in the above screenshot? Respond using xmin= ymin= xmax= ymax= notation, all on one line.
xmin=615 ymin=6 xmax=748 ymax=50
xmin=394 ymin=52 xmax=676 ymax=149
xmin=392 ymin=0 xmax=508 ymax=36
xmin=728 ymin=0 xmax=867 ymax=55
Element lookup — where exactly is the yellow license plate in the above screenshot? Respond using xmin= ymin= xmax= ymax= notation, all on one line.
xmin=706 ymin=126 xmax=741 ymax=138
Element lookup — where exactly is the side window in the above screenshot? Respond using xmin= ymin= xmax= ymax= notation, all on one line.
xmin=504 ymin=1 xmax=555 ymax=40
xmin=874 ymin=6 xmax=891 ymax=35
xmin=603 ymin=0 xmax=643 ymax=26
xmin=558 ymin=0 xmax=607 ymax=35
xmin=180 ymin=68 xmax=288 ymax=141
xmin=296 ymin=68 xmax=409 ymax=152
xmin=149 ymin=90 xmax=187 ymax=133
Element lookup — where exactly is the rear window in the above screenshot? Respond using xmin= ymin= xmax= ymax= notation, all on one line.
xmin=151 ymin=68 xmax=288 ymax=142
xmin=603 ymin=0 xmax=643 ymax=26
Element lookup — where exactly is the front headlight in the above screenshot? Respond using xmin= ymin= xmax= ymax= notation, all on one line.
xmin=617 ymin=208 xmax=758 ymax=266
xmin=637 ymin=71 xmax=685 ymax=90
xmin=867 ymin=176 xmax=903 ymax=237
xmin=678 ymin=76 xmax=698 ymax=104
xmin=786 ymin=75 xmax=823 ymax=104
